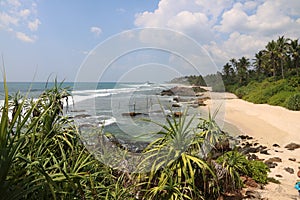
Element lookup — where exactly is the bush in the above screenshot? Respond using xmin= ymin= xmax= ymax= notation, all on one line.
xmin=244 ymin=91 xmax=269 ymax=104
xmin=268 ymin=91 xmax=293 ymax=107
xmin=247 ymin=160 xmax=270 ymax=184
xmin=284 ymin=93 xmax=300 ymax=110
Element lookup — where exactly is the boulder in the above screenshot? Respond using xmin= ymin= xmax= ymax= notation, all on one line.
xmin=74 ymin=114 xmax=91 ymax=118
xmin=284 ymin=143 xmax=300 ymax=150
xmin=243 ymin=177 xmax=259 ymax=188
xmin=161 ymin=89 xmax=175 ymax=96
xmin=245 ymin=190 xmax=261 ymax=199
xmin=172 ymin=103 xmax=181 ymax=108
xmin=266 ymin=157 xmax=282 ymax=162
xmin=284 ymin=167 xmax=294 ymax=174
xmin=264 ymin=160 xmax=278 ymax=168
xmin=272 ymin=143 xmax=280 ymax=147
xmin=173 ymin=112 xmax=183 ymax=117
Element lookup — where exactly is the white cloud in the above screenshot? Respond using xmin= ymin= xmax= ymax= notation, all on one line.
xmin=0 ymin=0 xmax=40 ymax=42
xmin=28 ymin=18 xmax=40 ymax=31
xmin=116 ymin=8 xmax=126 ymax=13
xmin=7 ymin=0 xmax=21 ymax=7
xmin=15 ymin=31 xmax=35 ymax=43
xmin=135 ymin=0 xmax=300 ymax=68
xmin=90 ymin=26 xmax=102 ymax=37
xmin=19 ymin=9 xmax=31 ymax=18
xmin=0 ymin=12 xmax=19 ymax=27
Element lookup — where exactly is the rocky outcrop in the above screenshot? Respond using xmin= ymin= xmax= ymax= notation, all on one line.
xmin=161 ymin=86 xmax=207 ymax=96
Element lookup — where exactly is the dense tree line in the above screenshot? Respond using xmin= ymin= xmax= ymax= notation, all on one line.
xmin=222 ymin=36 xmax=300 ymax=89
xmin=221 ymin=36 xmax=300 ymax=110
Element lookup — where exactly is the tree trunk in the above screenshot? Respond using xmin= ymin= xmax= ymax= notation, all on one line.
xmin=281 ymin=59 xmax=285 ymax=79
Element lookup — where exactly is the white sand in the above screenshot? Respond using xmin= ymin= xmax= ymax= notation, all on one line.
xmin=202 ymin=93 xmax=300 ymax=199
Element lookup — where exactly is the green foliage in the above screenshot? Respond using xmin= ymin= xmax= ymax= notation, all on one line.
xmin=246 ymin=160 xmax=270 ymax=184
xmin=267 ymin=177 xmax=281 ymax=184
xmin=139 ymin=109 xmax=215 ymax=199
xmin=216 ymin=151 xmax=270 ymax=192
xmin=233 ymin=78 xmax=299 ymax=109
xmin=268 ymin=91 xmax=293 ymax=106
xmin=221 ymin=36 xmax=300 ymax=110
xmin=216 ymin=150 xmax=248 ymax=191
xmin=284 ymin=93 xmax=300 ymax=110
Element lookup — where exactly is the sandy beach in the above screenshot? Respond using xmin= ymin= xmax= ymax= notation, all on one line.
xmin=203 ymin=93 xmax=300 ymax=199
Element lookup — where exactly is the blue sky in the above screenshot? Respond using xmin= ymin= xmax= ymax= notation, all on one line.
xmin=1 ymin=0 xmax=300 ymax=82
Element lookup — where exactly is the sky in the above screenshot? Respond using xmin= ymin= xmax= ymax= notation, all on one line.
xmin=1 ymin=0 xmax=300 ymax=82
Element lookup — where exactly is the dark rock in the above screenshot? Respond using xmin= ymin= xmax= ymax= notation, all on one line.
xmin=284 ymin=143 xmax=300 ymax=150
xmin=173 ymin=112 xmax=183 ymax=117
xmin=248 ymin=154 xmax=259 ymax=161
xmin=243 ymin=177 xmax=259 ymax=188
xmin=70 ymin=109 xmax=86 ymax=112
xmin=264 ymin=160 xmax=278 ymax=168
xmin=74 ymin=114 xmax=91 ymax=118
xmin=284 ymin=167 xmax=294 ymax=174
xmin=275 ymin=174 xmax=283 ymax=178
xmin=191 ymin=86 xmax=207 ymax=93
xmin=272 ymin=143 xmax=280 ymax=147
xmin=197 ymin=98 xmax=206 ymax=106
xmin=253 ymin=142 xmax=259 ymax=146
xmin=238 ymin=135 xmax=249 ymax=140
xmin=161 ymin=89 xmax=175 ymax=96
xmin=260 ymin=149 xmax=270 ymax=155
xmin=121 ymin=112 xmax=144 ymax=117
xmin=289 ymin=158 xmax=296 ymax=162
xmin=238 ymin=135 xmax=254 ymax=141
xmin=79 ymin=124 xmax=95 ymax=129
xmin=245 ymin=142 xmax=252 ymax=147
xmin=173 ymin=96 xmax=180 ymax=102
xmin=215 ymin=139 xmax=231 ymax=152
xmin=171 ymin=103 xmax=181 ymax=107
xmin=267 ymin=157 xmax=282 ymax=162
xmin=171 ymin=86 xmax=195 ymax=96
xmin=245 ymin=190 xmax=261 ymax=199
xmin=247 ymin=154 xmax=264 ymax=161
xmin=103 ymin=133 xmax=149 ymax=153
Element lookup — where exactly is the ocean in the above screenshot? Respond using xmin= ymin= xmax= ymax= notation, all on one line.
xmin=0 ymin=82 xmax=241 ymax=148
xmin=0 ymin=82 xmax=198 ymax=142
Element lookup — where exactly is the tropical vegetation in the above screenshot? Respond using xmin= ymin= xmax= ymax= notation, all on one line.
xmin=221 ymin=36 xmax=300 ymax=110
xmin=0 ymin=76 xmax=269 ymax=199
xmin=176 ymin=36 xmax=300 ymax=110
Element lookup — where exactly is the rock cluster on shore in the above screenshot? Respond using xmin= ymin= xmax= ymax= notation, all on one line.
xmin=161 ymin=86 xmax=210 ymax=109
xmin=229 ymin=134 xmax=300 ymax=200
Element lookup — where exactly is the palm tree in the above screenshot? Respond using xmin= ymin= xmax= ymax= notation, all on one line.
xmin=276 ymin=36 xmax=289 ymax=79
xmin=237 ymin=57 xmax=250 ymax=85
xmin=288 ymin=39 xmax=300 ymax=76
xmin=264 ymin=40 xmax=278 ymax=77
xmin=253 ymin=50 xmax=265 ymax=75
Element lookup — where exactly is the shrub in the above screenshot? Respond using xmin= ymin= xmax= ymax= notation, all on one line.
xmin=244 ymin=91 xmax=269 ymax=104
xmin=235 ymin=86 xmax=248 ymax=98
xmin=268 ymin=91 xmax=293 ymax=107
xmin=284 ymin=93 xmax=300 ymax=110
xmin=247 ymin=160 xmax=270 ymax=184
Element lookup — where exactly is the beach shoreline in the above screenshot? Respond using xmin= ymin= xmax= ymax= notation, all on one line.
xmin=202 ymin=92 xmax=300 ymax=199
